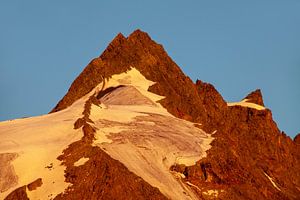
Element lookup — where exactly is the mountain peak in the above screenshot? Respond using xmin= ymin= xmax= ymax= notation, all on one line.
xmin=128 ymin=29 xmax=152 ymax=42
xmin=111 ymin=32 xmax=126 ymax=45
xmin=244 ymin=89 xmax=264 ymax=106
xmin=51 ymin=30 xmax=184 ymax=113
xmin=100 ymin=32 xmax=126 ymax=58
xmin=3 ymin=30 xmax=300 ymax=200
xmin=102 ymin=30 xmax=154 ymax=58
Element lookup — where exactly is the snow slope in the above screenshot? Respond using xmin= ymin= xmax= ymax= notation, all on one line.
xmin=0 ymin=103 xmax=85 ymax=199
xmin=0 ymin=85 xmax=97 ymax=199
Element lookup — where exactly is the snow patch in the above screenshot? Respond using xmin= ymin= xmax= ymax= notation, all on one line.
xmin=175 ymin=156 xmax=203 ymax=166
xmin=74 ymin=157 xmax=89 ymax=167
xmin=186 ymin=181 xmax=201 ymax=191
xmin=101 ymin=86 xmax=156 ymax=106
xmin=264 ymin=172 xmax=281 ymax=191
xmin=93 ymin=126 xmax=127 ymax=145
xmin=203 ymin=189 xmax=223 ymax=197
xmin=90 ymin=104 xmax=148 ymax=123
xmin=227 ymin=99 xmax=265 ymax=110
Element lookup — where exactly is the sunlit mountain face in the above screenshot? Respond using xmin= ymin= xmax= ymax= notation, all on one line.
xmin=1 ymin=30 xmax=299 ymax=200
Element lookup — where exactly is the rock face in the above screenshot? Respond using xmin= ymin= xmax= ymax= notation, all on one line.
xmin=294 ymin=134 xmax=300 ymax=143
xmin=244 ymin=89 xmax=265 ymax=106
xmin=27 ymin=178 xmax=43 ymax=191
xmin=4 ymin=186 xmax=28 ymax=200
xmin=2 ymin=30 xmax=300 ymax=199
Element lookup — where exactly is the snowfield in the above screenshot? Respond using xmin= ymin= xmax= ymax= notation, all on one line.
xmin=0 ymin=100 xmax=84 ymax=199
xmin=0 ymin=67 xmax=213 ymax=200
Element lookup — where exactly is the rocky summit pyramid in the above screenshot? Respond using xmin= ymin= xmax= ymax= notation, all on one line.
xmin=1 ymin=30 xmax=299 ymax=200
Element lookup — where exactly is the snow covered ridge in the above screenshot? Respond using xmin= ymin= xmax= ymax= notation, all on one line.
xmin=0 ymin=67 xmax=214 ymax=200
xmin=0 ymin=76 xmax=95 ymax=199
xmin=0 ymin=100 xmax=84 ymax=199
xmin=227 ymin=98 xmax=266 ymax=110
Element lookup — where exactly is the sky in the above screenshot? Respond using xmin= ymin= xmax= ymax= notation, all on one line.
xmin=0 ymin=1 xmax=299 ymax=138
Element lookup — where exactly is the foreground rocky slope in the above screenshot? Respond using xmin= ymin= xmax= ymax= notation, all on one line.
xmin=1 ymin=30 xmax=299 ymax=199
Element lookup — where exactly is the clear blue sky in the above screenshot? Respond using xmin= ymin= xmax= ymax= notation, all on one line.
xmin=0 ymin=1 xmax=299 ymax=138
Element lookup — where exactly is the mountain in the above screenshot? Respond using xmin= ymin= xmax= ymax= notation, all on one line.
xmin=0 ymin=29 xmax=299 ymax=200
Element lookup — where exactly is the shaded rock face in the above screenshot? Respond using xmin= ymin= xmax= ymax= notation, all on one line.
xmin=48 ymin=30 xmax=300 ymax=199
xmin=0 ymin=153 xmax=18 ymax=193
xmin=4 ymin=186 xmax=28 ymax=200
xmin=195 ymin=80 xmax=227 ymax=132
xmin=5 ymin=178 xmax=43 ymax=200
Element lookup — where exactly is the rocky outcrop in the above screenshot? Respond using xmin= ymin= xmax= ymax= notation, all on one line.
xmin=244 ymin=89 xmax=265 ymax=106
xmin=27 ymin=178 xmax=43 ymax=191
xmin=4 ymin=186 xmax=28 ymax=200
xmin=5 ymin=178 xmax=43 ymax=200
xmin=194 ymin=80 xmax=227 ymax=132
xmin=294 ymin=134 xmax=300 ymax=144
